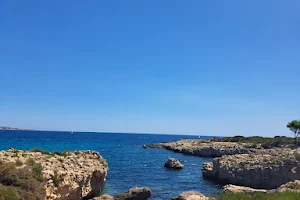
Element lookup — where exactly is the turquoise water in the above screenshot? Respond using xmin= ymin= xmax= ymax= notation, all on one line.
xmin=0 ymin=130 xmax=221 ymax=199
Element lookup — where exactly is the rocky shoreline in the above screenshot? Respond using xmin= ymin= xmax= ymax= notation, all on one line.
xmin=144 ymin=138 xmax=300 ymax=199
xmin=0 ymin=149 xmax=108 ymax=200
xmin=1 ymin=137 xmax=300 ymax=200
xmin=144 ymin=140 xmax=259 ymax=157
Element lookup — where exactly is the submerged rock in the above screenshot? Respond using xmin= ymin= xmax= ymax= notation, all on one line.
xmin=164 ymin=158 xmax=184 ymax=169
xmin=114 ymin=187 xmax=152 ymax=200
xmin=171 ymin=191 xmax=210 ymax=200
xmin=0 ymin=149 xmax=108 ymax=200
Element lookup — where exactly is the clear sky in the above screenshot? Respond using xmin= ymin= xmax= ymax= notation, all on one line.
xmin=0 ymin=1 xmax=299 ymax=136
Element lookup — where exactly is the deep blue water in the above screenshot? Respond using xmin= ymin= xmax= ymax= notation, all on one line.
xmin=0 ymin=130 xmax=221 ymax=199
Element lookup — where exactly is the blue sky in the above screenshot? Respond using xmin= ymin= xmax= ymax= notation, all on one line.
xmin=0 ymin=1 xmax=299 ymax=136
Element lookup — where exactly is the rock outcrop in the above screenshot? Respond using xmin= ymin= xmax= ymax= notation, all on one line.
xmin=171 ymin=191 xmax=210 ymax=200
xmin=145 ymin=140 xmax=257 ymax=157
xmin=164 ymin=158 xmax=184 ymax=169
xmin=114 ymin=187 xmax=152 ymax=200
xmin=223 ymin=185 xmax=268 ymax=194
xmin=202 ymin=149 xmax=300 ymax=189
xmin=0 ymin=149 xmax=108 ymax=200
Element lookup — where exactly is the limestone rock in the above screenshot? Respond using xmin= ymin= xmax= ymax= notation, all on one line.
xmin=145 ymin=140 xmax=256 ymax=157
xmin=171 ymin=191 xmax=210 ymax=200
xmin=114 ymin=187 xmax=152 ymax=200
xmin=202 ymin=149 xmax=300 ymax=189
xmin=164 ymin=158 xmax=184 ymax=169
xmin=91 ymin=194 xmax=115 ymax=200
xmin=273 ymin=180 xmax=300 ymax=193
xmin=202 ymin=162 xmax=214 ymax=179
xmin=0 ymin=149 xmax=108 ymax=200
xmin=223 ymin=185 xmax=267 ymax=194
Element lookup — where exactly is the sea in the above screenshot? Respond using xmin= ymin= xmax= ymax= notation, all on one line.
xmin=0 ymin=130 xmax=221 ymax=199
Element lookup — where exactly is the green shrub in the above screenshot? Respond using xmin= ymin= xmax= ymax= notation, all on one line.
xmin=32 ymin=163 xmax=43 ymax=181
xmin=261 ymin=141 xmax=273 ymax=149
xmin=52 ymin=150 xmax=70 ymax=157
xmin=0 ymin=185 xmax=19 ymax=200
xmin=31 ymin=148 xmax=51 ymax=155
xmin=25 ymin=158 xmax=35 ymax=166
xmin=15 ymin=159 xmax=23 ymax=167
xmin=52 ymin=170 xmax=64 ymax=187
xmin=31 ymin=149 xmax=71 ymax=157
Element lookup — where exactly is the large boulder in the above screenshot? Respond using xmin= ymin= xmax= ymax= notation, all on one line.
xmin=171 ymin=191 xmax=210 ymax=200
xmin=0 ymin=149 xmax=108 ymax=200
xmin=164 ymin=158 xmax=184 ymax=169
xmin=114 ymin=187 xmax=152 ymax=200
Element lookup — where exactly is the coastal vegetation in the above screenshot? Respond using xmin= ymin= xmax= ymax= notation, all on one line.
xmin=211 ymin=135 xmax=298 ymax=148
xmin=30 ymin=148 xmax=70 ymax=157
xmin=209 ymin=120 xmax=300 ymax=148
xmin=0 ymin=161 xmax=46 ymax=200
xmin=213 ymin=191 xmax=300 ymax=200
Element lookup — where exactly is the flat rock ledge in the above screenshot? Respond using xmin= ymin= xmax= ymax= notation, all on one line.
xmin=164 ymin=158 xmax=184 ymax=169
xmin=224 ymin=180 xmax=300 ymax=194
xmin=171 ymin=191 xmax=210 ymax=200
xmin=144 ymin=140 xmax=259 ymax=157
xmin=0 ymin=149 xmax=108 ymax=200
xmin=115 ymin=187 xmax=152 ymax=200
xmin=202 ymin=148 xmax=300 ymax=189
xmin=92 ymin=187 xmax=152 ymax=200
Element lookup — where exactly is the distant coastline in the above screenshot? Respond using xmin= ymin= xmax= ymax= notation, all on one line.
xmin=0 ymin=126 xmax=26 ymax=130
